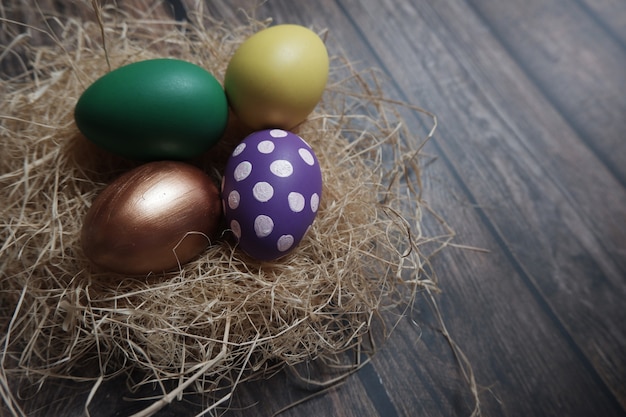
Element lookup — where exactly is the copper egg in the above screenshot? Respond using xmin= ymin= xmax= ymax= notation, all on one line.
xmin=81 ymin=161 xmax=222 ymax=275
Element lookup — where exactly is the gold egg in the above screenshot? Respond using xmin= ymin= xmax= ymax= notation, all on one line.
xmin=81 ymin=161 xmax=222 ymax=275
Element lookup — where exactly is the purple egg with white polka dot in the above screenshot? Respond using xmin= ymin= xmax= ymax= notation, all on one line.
xmin=221 ymin=129 xmax=323 ymax=261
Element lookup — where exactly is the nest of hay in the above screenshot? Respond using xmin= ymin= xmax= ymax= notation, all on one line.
xmin=0 ymin=2 xmax=446 ymax=415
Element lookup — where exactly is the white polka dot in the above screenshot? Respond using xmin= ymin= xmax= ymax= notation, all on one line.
xmin=230 ymin=220 xmax=241 ymax=239
xmin=288 ymin=192 xmax=305 ymax=212
xmin=253 ymin=182 xmax=274 ymax=202
xmin=270 ymin=160 xmax=293 ymax=177
xmin=254 ymin=215 xmax=274 ymax=238
xmin=311 ymin=193 xmax=319 ymax=212
xmin=257 ymin=140 xmax=275 ymax=153
xmin=234 ymin=161 xmax=252 ymax=181
xmin=270 ymin=129 xmax=288 ymax=138
xmin=277 ymin=235 xmax=294 ymax=252
xmin=228 ymin=190 xmax=240 ymax=209
xmin=233 ymin=143 xmax=246 ymax=156
xmin=298 ymin=148 xmax=315 ymax=166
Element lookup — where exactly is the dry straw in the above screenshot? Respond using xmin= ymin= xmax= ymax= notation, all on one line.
xmin=0 ymin=2 xmax=463 ymax=416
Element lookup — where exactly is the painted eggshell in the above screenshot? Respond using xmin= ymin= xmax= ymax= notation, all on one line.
xmin=221 ymin=129 xmax=323 ymax=261
xmin=224 ymin=24 xmax=329 ymax=130
xmin=75 ymin=59 xmax=228 ymax=160
xmin=82 ymin=161 xmax=222 ymax=275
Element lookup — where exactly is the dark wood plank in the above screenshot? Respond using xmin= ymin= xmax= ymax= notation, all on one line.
xmin=464 ymin=0 xmax=626 ymax=188
xmin=575 ymin=0 xmax=626 ymax=48
xmin=329 ymin=0 xmax=626 ymax=406
xmin=456 ymin=0 xmax=626 ymax=402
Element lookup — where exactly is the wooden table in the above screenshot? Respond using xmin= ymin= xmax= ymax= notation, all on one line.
xmin=2 ymin=0 xmax=625 ymax=416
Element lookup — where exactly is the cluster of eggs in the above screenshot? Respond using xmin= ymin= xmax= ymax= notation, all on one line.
xmin=76 ymin=25 xmax=328 ymax=275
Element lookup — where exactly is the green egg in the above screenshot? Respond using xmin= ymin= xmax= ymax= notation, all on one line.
xmin=74 ymin=59 xmax=228 ymax=160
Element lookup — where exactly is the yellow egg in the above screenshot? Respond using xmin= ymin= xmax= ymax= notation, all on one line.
xmin=224 ymin=24 xmax=329 ymax=130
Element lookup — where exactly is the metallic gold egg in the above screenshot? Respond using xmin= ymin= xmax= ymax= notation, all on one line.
xmin=81 ymin=161 xmax=222 ymax=275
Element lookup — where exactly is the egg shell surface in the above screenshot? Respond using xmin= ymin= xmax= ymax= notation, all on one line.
xmin=82 ymin=161 xmax=222 ymax=275
xmin=224 ymin=24 xmax=329 ymax=130
xmin=75 ymin=59 xmax=228 ymax=160
xmin=221 ymin=129 xmax=323 ymax=261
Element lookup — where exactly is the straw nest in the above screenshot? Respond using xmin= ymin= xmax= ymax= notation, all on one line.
xmin=0 ymin=2 xmax=446 ymax=415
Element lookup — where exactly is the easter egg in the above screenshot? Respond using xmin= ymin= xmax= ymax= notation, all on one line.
xmin=221 ymin=129 xmax=322 ymax=261
xmin=75 ymin=59 xmax=228 ymax=160
xmin=224 ymin=24 xmax=329 ymax=130
xmin=82 ymin=161 xmax=222 ymax=275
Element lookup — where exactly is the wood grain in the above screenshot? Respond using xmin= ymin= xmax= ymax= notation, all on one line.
xmin=1 ymin=0 xmax=625 ymax=416
xmin=304 ymin=0 xmax=626 ymax=411
xmin=466 ymin=0 xmax=626 ymax=187
xmin=573 ymin=0 xmax=626 ymax=51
